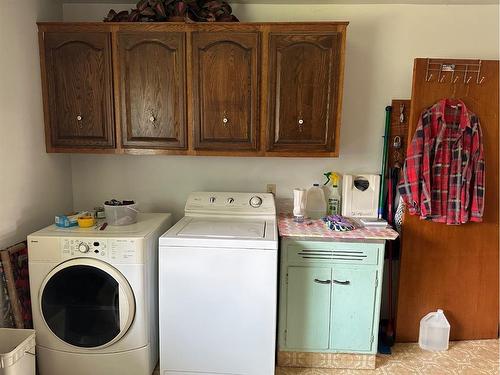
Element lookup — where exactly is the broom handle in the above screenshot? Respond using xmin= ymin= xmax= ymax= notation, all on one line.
xmin=378 ymin=106 xmax=392 ymax=219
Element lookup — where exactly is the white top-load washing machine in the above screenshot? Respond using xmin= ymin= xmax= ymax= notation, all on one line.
xmin=159 ymin=192 xmax=278 ymax=375
xmin=28 ymin=213 xmax=172 ymax=375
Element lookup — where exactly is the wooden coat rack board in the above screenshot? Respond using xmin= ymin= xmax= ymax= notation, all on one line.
xmin=396 ymin=58 xmax=499 ymax=341
xmin=388 ymin=99 xmax=411 ymax=169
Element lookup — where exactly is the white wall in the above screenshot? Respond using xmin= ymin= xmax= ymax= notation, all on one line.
xmin=0 ymin=0 xmax=73 ymax=248
xmin=63 ymin=3 xmax=499 ymax=221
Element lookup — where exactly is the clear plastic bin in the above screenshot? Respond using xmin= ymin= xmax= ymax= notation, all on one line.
xmin=104 ymin=203 xmax=138 ymax=226
xmin=419 ymin=309 xmax=450 ymax=351
xmin=0 ymin=329 xmax=35 ymax=375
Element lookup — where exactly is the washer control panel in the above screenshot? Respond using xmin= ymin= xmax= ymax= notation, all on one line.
xmin=185 ymin=192 xmax=275 ymax=216
xmin=61 ymin=238 xmax=140 ymax=263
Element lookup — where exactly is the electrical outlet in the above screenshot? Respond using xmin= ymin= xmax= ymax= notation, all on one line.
xmin=267 ymin=184 xmax=276 ymax=196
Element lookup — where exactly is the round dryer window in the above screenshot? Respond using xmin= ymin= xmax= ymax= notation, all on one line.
xmin=40 ymin=258 xmax=135 ymax=348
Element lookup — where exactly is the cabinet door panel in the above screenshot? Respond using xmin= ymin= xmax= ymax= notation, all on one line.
xmin=192 ymin=32 xmax=259 ymax=151
xmin=286 ymin=266 xmax=331 ymax=350
xmin=44 ymin=32 xmax=114 ymax=148
xmin=268 ymin=33 xmax=340 ymax=152
xmin=119 ymin=32 xmax=186 ymax=149
xmin=330 ymin=267 xmax=377 ymax=351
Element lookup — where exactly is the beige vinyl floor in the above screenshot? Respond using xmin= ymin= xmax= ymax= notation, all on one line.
xmin=154 ymin=339 xmax=499 ymax=375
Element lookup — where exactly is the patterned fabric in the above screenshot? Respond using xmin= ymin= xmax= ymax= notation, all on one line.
xmin=394 ymin=196 xmax=405 ymax=233
xmin=278 ymin=214 xmax=399 ymax=241
xmin=9 ymin=246 xmax=32 ymax=328
xmin=398 ymin=99 xmax=485 ymax=225
xmin=0 ymin=261 xmax=15 ymax=328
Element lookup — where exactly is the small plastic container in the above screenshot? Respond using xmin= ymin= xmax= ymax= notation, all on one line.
xmin=104 ymin=203 xmax=138 ymax=226
xmin=77 ymin=215 xmax=96 ymax=228
xmin=0 ymin=328 xmax=35 ymax=375
xmin=306 ymin=184 xmax=327 ymax=220
xmin=418 ymin=309 xmax=450 ymax=351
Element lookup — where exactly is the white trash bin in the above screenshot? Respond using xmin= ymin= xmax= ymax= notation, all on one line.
xmin=0 ymin=329 xmax=35 ymax=375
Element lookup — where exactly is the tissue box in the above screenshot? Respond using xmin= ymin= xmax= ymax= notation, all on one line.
xmin=55 ymin=212 xmax=84 ymax=228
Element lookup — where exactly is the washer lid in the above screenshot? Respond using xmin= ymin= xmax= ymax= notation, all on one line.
xmin=177 ymin=218 xmax=266 ymax=239
xmin=160 ymin=217 xmax=277 ymax=250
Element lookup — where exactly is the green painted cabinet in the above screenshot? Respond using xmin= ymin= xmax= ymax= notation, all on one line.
xmin=330 ymin=267 xmax=378 ymax=351
xmin=279 ymin=239 xmax=385 ymax=355
xmin=286 ymin=266 xmax=332 ymax=350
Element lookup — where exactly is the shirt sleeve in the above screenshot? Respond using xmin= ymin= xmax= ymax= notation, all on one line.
xmin=469 ymin=121 xmax=485 ymax=222
xmin=398 ymin=115 xmax=425 ymax=216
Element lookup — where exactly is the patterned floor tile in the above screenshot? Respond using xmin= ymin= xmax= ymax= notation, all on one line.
xmin=154 ymin=339 xmax=499 ymax=375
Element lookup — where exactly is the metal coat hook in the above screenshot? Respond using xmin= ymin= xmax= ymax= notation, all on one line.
xmin=425 ymin=58 xmax=431 ymax=82
xmin=426 ymin=58 xmax=483 ymax=85
xmin=393 ymin=136 xmax=402 ymax=149
xmin=451 ymin=84 xmax=457 ymax=99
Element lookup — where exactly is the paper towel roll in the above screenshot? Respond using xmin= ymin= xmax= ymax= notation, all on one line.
xmin=293 ymin=188 xmax=307 ymax=219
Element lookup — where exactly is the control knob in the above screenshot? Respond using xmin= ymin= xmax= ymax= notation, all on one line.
xmin=227 ymin=197 xmax=234 ymax=204
xmin=249 ymin=196 xmax=263 ymax=208
xmin=78 ymin=242 xmax=90 ymax=253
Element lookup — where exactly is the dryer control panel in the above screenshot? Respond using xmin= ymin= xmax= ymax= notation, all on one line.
xmin=62 ymin=238 xmax=109 ymax=259
xmin=61 ymin=238 xmax=141 ymax=263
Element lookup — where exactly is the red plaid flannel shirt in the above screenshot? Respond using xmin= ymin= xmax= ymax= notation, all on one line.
xmin=398 ymin=99 xmax=485 ymax=225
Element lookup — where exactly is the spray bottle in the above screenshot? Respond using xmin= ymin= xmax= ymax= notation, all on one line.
xmin=324 ymin=172 xmax=342 ymax=215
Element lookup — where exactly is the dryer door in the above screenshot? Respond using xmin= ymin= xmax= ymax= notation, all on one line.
xmin=40 ymin=258 xmax=135 ymax=349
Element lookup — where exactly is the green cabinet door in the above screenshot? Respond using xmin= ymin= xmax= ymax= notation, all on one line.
xmin=285 ymin=266 xmax=332 ymax=350
xmin=330 ymin=267 xmax=378 ymax=352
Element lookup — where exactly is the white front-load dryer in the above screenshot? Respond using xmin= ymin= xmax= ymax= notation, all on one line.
xmin=28 ymin=213 xmax=172 ymax=375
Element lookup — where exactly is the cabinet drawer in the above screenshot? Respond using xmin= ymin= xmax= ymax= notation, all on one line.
xmin=287 ymin=242 xmax=380 ymax=266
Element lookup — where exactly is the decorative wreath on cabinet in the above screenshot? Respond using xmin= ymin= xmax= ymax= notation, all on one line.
xmin=104 ymin=0 xmax=239 ymax=22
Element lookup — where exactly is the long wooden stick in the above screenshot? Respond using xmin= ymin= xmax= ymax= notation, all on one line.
xmin=378 ymin=106 xmax=392 ymax=219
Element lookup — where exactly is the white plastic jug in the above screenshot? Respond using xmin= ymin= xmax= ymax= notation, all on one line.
xmin=418 ymin=309 xmax=450 ymax=351
xmin=306 ymin=184 xmax=327 ymax=220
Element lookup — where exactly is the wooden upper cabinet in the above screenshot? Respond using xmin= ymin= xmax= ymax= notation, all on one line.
xmin=267 ymin=32 xmax=343 ymax=154
xmin=38 ymin=23 xmax=346 ymax=156
xmin=191 ymin=32 xmax=260 ymax=151
xmin=118 ymin=32 xmax=187 ymax=149
xmin=42 ymin=32 xmax=115 ymax=149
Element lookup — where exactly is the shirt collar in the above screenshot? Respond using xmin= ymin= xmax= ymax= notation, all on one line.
xmin=435 ymin=98 xmax=471 ymax=132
